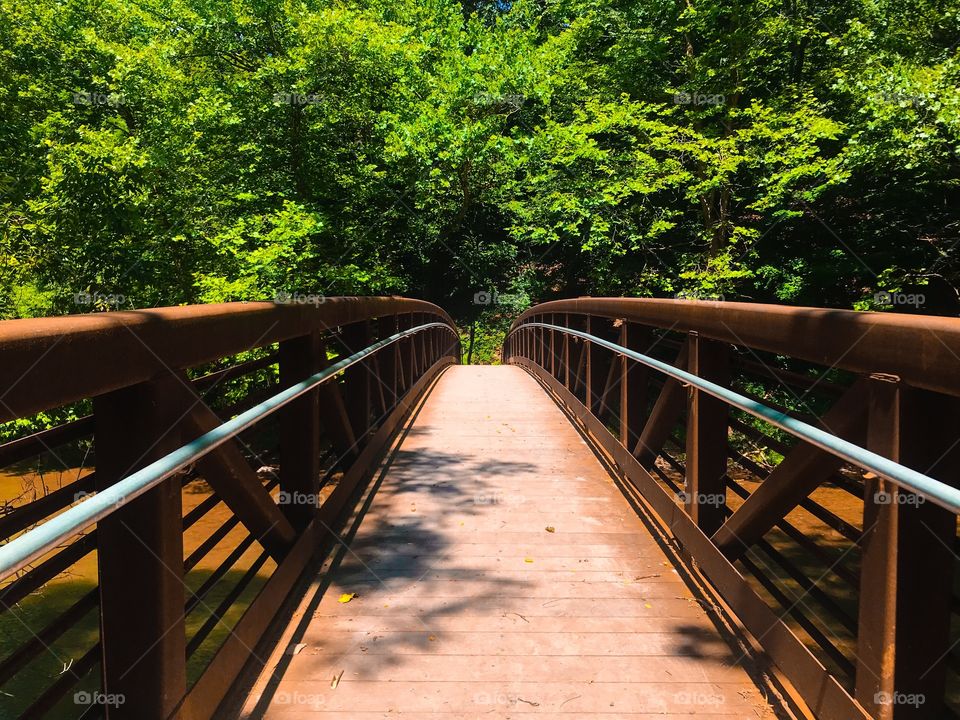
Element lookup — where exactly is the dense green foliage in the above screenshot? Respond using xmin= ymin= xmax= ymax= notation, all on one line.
xmin=2 ymin=0 xmax=958 ymax=339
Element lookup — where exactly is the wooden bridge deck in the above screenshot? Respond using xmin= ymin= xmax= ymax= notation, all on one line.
xmin=237 ymin=365 xmax=785 ymax=718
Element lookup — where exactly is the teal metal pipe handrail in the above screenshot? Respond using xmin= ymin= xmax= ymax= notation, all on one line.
xmin=0 ymin=322 xmax=457 ymax=582
xmin=510 ymin=321 xmax=960 ymax=514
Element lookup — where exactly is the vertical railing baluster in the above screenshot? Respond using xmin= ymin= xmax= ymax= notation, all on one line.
xmin=855 ymin=375 xmax=958 ymax=720
xmin=683 ymin=331 xmax=730 ymax=535
xmin=583 ymin=316 xmax=593 ymax=410
xmin=396 ymin=313 xmax=411 ymax=393
xmin=316 ymin=335 xmax=358 ymax=463
xmin=589 ymin=318 xmax=616 ymax=419
xmin=549 ymin=313 xmax=557 ymax=379
xmin=378 ymin=315 xmax=399 ymax=413
xmin=341 ymin=320 xmax=373 ymax=445
xmin=411 ymin=313 xmax=420 ymax=379
xmin=280 ymin=331 xmax=323 ymax=529
xmin=94 ymin=375 xmax=187 ymax=720
xmin=619 ymin=322 xmax=650 ymax=452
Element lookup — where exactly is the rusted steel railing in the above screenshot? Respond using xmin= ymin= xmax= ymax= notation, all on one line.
xmin=0 ymin=298 xmax=459 ymax=720
xmin=505 ymin=298 xmax=960 ymax=720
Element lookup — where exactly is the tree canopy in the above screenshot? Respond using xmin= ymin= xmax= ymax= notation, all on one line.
xmin=1 ymin=0 xmax=958 ymax=323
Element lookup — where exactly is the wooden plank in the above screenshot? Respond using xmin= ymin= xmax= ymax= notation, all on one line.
xmin=515 ymin=356 xmax=870 ymax=720
xmin=711 ymin=379 xmax=868 ymax=559
xmin=316 ymin=356 xmax=456 ymax=532
xmin=93 ymin=375 xmax=187 ymax=720
xmin=186 ymin=356 xmax=455 ymax=720
xmin=243 ymin=365 xmax=785 ymax=719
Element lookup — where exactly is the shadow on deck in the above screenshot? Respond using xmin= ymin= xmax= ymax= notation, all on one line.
xmin=224 ymin=366 xmax=799 ymax=719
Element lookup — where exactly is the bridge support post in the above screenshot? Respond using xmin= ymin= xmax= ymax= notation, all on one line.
xmin=378 ymin=316 xmax=399 ymax=411
xmin=591 ymin=319 xmax=619 ymax=421
xmin=418 ymin=314 xmax=429 ymax=371
xmin=570 ymin=316 xmax=589 ymax=405
xmin=396 ymin=313 xmax=411 ymax=393
xmin=315 ymin=336 xmax=358 ymax=466
xmin=855 ymin=375 xmax=959 ymax=719
xmin=538 ymin=317 xmax=550 ymax=371
xmin=619 ymin=323 xmax=650 ymax=452
xmin=409 ymin=312 xmax=420 ymax=380
xmin=634 ymin=340 xmax=689 ymax=467
xmin=549 ymin=313 xmax=557 ymax=378
xmin=280 ymin=331 xmax=323 ymax=529
xmin=93 ymin=375 xmax=187 ymax=720
xmin=533 ymin=317 xmax=542 ymax=367
xmin=683 ymin=332 xmax=730 ymax=535
xmin=341 ymin=320 xmax=373 ymax=445
xmin=562 ymin=314 xmax=571 ymax=390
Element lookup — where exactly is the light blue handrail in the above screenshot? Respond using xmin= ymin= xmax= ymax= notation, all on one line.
xmin=513 ymin=321 xmax=960 ymax=514
xmin=0 ymin=322 xmax=456 ymax=582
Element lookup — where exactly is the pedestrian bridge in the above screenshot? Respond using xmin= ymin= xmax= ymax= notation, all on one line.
xmin=1 ymin=297 xmax=959 ymax=720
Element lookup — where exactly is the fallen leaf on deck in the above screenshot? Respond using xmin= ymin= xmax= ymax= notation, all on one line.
xmin=338 ymin=593 xmax=356 ymax=603
xmin=524 ymin=557 xmax=533 ymax=563
xmin=545 ymin=526 xmax=555 ymax=533
xmin=428 ymin=635 xmax=437 ymax=641
xmin=286 ymin=643 xmax=307 ymax=656
xmin=331 ymin=670 xmax=344 ymax=689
